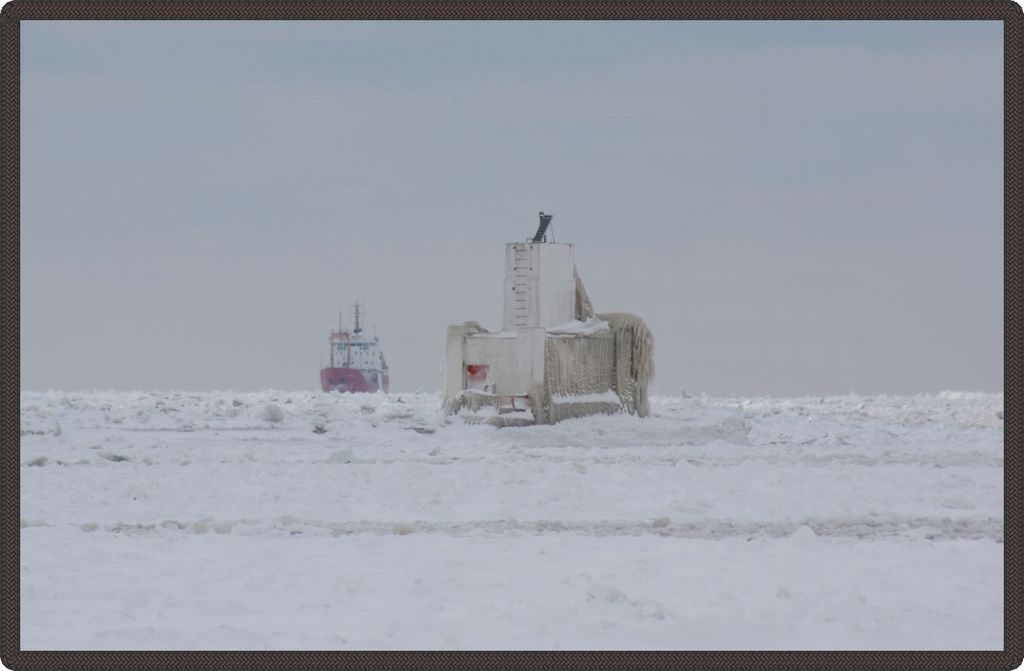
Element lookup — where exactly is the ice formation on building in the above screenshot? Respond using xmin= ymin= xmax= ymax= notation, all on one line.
xmin=443 ymin=213 xmax=654 ymax=426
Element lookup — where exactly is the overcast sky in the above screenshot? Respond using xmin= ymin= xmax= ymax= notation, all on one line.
xmin=20 ymin=20 xmax=1003 ymax=396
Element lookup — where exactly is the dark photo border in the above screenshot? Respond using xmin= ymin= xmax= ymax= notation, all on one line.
xmin=1 ymin=1 xmax=1021 ymax=669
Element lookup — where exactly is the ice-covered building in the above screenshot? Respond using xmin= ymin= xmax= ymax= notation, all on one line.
xmin=443 ymin=213 xmax=653 ymax=426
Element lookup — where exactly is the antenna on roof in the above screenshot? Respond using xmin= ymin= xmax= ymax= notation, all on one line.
xmin=532 ymin=211 xmax=554 ymax=243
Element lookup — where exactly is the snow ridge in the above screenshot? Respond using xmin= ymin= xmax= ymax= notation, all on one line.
xmin=20 ymin=389 xmax=1004 ymax=650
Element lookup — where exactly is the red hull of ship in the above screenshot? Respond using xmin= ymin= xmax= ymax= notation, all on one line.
xmin=320 ymin=367 xmax=389 ymax=393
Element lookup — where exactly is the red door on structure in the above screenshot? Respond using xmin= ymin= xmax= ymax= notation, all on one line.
xmin=465 ymin=364 xmax=488 ymax=390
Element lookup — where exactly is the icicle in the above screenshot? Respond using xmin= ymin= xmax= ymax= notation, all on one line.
xmin=596 ymin=312 xmax=655 ymax=418
xmin=573 ymin=265 xmax=595 ymax=321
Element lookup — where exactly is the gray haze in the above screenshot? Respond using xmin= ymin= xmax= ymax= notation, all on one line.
xmin=20 ymin=21 xmax=1003 ymax=396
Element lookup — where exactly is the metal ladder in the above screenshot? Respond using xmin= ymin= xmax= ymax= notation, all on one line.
xmin=513 ymin=246 xmax=530 ymax=328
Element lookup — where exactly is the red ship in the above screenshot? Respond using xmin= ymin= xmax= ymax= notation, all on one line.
xmin=320 ymin=302 xmax=390 ymax=393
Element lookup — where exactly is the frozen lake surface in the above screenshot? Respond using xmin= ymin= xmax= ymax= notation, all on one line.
xmin=19 ymin=390 xmax=1004 ymax=650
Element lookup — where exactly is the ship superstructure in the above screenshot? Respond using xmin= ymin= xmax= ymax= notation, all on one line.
xmin=321 ymin=302 xmax=390 ymax=393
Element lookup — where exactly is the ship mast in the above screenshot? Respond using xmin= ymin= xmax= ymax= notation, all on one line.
xmin=353 ymin=301 xmax=362 ymax=335
xmin=331 ymin=310 xmax=344 ymax=368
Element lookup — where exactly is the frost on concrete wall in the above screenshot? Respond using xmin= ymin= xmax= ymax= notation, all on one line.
xmin=544 ymin=333 xmax=615 ymax=397
xmin=597 ymin=312 xmax=655 ymax=418
xmin=541 ymin=313 xmax=654 ymax=421
xmin=543 ymin=332 xmax=617 ymax=422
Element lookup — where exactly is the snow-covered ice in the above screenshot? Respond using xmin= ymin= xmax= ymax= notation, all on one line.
xmin=546 ymin=317 xmax=610 ymax=336
xmin=550 ymin=390 xmax=621 ymax=405
xmin=19 ymin=390 xmax=1003 ymax=650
